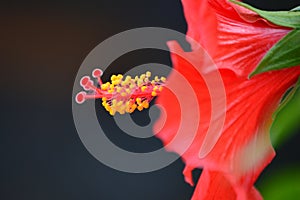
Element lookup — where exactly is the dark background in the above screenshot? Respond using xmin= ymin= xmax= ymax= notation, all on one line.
xmin=1 ymin=0 xmax=300 ymax=199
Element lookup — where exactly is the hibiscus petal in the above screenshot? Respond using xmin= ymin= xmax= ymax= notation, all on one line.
xmin=183 ymin=0 xmax=291 ymax=77
xmin=192 ymin=169 xmax=262 ymax=200
xmin=154 ymin=0 xmax=300 ymax=198
xmin=155 ymin=38 xmax=300 ymax=182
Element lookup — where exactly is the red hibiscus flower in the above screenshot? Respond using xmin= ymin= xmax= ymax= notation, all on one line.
xmin=154 ymin=0 xmax=300 ymax=199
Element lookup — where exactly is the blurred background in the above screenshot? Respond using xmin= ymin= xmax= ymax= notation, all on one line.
xmin=1 ymin=0 xmax=300 ymax=199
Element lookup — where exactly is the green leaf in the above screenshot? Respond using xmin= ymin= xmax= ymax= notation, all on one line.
xmin=270 ymin=77 xmax=300 ymax=147
xmin=250 ymin=29 xmax=300 ymax=77
xmin=291 ymin=5 xmax=300 ymax=12
xmin=230 ymin=0 xmax=300 ymax=28
xmin=257 ymin=166 xmax=300 ymax=200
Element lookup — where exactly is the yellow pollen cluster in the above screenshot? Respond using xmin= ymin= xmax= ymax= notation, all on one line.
xmin=100 ymin=71 xmax=166 ymax=115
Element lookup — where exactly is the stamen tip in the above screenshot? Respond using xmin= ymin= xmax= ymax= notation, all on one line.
xmin=75 ymin=92 xmax=86 ymax=104
xmin=92 ymin=68 xmax=103 ymax=78
xmin=80 ymin=76 xmax=90 ymax=87
xmin=83 ymin=80 xmax=94 ymax=91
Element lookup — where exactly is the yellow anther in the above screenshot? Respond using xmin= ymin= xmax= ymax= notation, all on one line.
xmin=125 ymin=102 xmax=131 ymax=112
xmin=125 ymin=88 xmax=131 ymax=94
xmin=125 ymin=78 xmax=132 ymax=84
xmin=117 ymin=105 xmax=125 ymax=114
xmin=101 ymin=83 xmax=109 ymax=90
xmin=104 ymin=105 xmax=109 ymax=110
xmin=146 ymin=71 xmax=151 ymax=77
xmin=140 ymin=74 xmax=146 ymax=80
xmin=137 ymin=105 xmax=143 ymax=111
xmin=112 ymin=79 xmax=121 ymax=85
xmin=137 ymin=79 xmax=143 ymax=87
xmin=108 ymin=89 xmax=114 ymax=93
xmin=98 ymin=71 xmax=166 ymax=115
xmin=125 ymin=75 xmax=132 ymax=81
xmin=116 ymin=87 xmax=122 ymax=93
xmin=109 ymin=110 xmax=116 ymax=116
xmin=117 ymin=74 xmax=123 ymax=79
xmin=141 ymin=86 xmax=147 ymax=92
xmin=104 ymin=102 xmax=110 ymax=108
xmin=129 ymin=79 xmax=135 ymax=85
xmin=131 ymin=103 xmax=137 ymax=109
xmin=142 ymin=100 xmax=149 ymax=109
xmin=117 ymin=101 xmax=123 ymax=107
xmin=111 ymin=75 xmax=117 ymax=81
xmin=129 ymin=104 xmax=137 ymax=113
xmin=136 ymin=98 xmax=142 ymax=104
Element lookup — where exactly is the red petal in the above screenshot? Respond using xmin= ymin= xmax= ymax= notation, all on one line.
xmin=154 ymin=0 xmax=300 ymax=198
xmin=183 ymin=0 xmax=291 ymax=77
xmin=156 ymin=39 xmax=300 ymax=198
xmin=192 ymin=169 xmax=262 ymax=200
